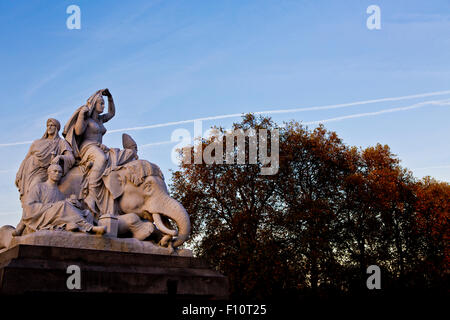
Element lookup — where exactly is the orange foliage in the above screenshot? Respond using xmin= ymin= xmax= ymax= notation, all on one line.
xmin=170 ymin=114 xmax=449 ymax=299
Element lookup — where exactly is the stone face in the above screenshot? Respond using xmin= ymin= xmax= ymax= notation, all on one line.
xmin=3 ymin=230 xmax=193 ymax=257
xmin=0 ymin=244 xmax=228 ymax=298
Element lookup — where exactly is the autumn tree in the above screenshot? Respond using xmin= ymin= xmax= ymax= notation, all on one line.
xmin=171 ymin=115 xmax=285 ymax=299
xmin=275 ymin=121 xmax=356 ymax=294
xmin=413 ymin=177 xmax=450 ymax=289
xmin=170 ymin=114 xmax=449 ymax=299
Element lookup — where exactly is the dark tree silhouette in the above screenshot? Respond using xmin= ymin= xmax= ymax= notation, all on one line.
xmin=170 ymin=114 xmax=449 ymax=300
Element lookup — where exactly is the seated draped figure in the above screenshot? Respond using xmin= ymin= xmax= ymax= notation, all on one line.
xmin=15 ymin=118 xmax=75 ymax=202
xmin=13 ymin=164 xmax=106 ymax=236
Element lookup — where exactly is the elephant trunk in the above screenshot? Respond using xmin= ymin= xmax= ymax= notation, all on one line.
xmin=148 ymin=195 xmax=191 ymax=248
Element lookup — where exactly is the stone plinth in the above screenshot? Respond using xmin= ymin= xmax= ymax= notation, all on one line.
xmin=3 ymin=230 xmax=192 ymax=256
xmin=0 ymin=244 xmax=229 ymax=298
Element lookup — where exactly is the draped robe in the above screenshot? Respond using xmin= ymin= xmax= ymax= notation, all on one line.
xmin=63 ymin=105 xmax=137 ymax=217
xmin=22 ymin=181 xmax=94 ymax=235
xmin=15 ymin=136 xmax=74 ymax=200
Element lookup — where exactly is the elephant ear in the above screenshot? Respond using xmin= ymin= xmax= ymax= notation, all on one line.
xmin=103 ymin=170 xmax=124 ymax=199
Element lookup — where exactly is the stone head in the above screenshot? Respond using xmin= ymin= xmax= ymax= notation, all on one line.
xmin=47 ymin=163 xmax=63 ymax=183
xmin=95 ymin=96 xmax=105 ymax=114
xmin=45 ymin=118 xmax=61 ymax=138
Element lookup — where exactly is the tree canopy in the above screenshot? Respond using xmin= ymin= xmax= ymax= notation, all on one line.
xmin=170 ymin=114 xmax=449 ymax=300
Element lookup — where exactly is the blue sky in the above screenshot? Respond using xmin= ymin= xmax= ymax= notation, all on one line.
xmin=0 ymin=0 xmax=449 ymax=226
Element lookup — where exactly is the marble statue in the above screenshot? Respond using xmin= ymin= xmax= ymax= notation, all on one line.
xmin=0 ymin=89 xmax=191 ymax=253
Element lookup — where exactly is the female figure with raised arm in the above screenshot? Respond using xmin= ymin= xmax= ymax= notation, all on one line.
xmin=63 ymin=89 xmax=116 ymax=215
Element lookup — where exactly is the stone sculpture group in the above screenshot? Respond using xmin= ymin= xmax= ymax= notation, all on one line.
xmin=0 ymin=89 xmax=191 ymax=252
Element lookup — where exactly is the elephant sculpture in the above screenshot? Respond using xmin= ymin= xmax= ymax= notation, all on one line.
xmin=58 ymin=159 xmax=191 ymax=249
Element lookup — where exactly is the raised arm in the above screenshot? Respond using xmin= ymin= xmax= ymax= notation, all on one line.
xmin=101 ymin=88 xmax=115 ymax=123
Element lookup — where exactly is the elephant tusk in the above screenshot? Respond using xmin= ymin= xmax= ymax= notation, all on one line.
xmin=159 ymin=234 xmax=172 ymax=247
xmin=153 ymin=213 xmax=178 ymax=236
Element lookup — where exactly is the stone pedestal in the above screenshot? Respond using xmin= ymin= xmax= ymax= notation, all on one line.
xmin=0 ymin=239 xmax=228 ymax=298
xmin=3 ymin=230 xmax=192 ymax=256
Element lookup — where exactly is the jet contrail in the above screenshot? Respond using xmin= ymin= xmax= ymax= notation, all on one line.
xmin=2 ymin=90 xmax=450 ymax=147
xmin=252 ymin=90 xmax=450 ymax=115
xmin=139 ymin=140 xmax=174 ymax=148
xmin=0 ymin=141 xmax=34 ymax=147
xmin=303 ymin=99 xmax=450 ymax=125
xmin=413 ymin=165 xmax=450 ymax=170
xmin=0 ymin=169 xmax=15 ymax=174
xmin=135 ymin=99 xmax=450 ymax=149
xmin=107 ymin=89 xmax=450 ymax=133
xmin=0 ymin=211 xmax=20 ymax=217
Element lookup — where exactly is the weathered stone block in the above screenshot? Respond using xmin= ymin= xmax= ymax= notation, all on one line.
xmin=2 ymin=230 xmax=192 ymax=256
xmin=0 ymin=244 xmax=229 ymax=299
